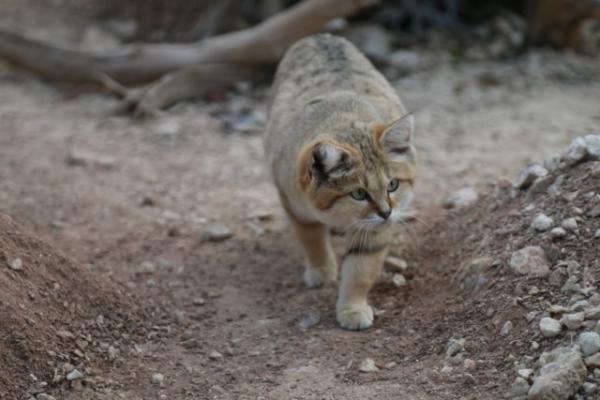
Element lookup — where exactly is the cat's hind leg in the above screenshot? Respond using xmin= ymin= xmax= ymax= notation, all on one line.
xmin=286 ymin=211 xmax=338 ymax=288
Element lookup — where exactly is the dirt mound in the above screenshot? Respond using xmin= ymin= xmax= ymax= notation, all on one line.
xmin=0 ymin=213 xmax=143 ymax=399
xmin=393 ymin=137 xmax=600 ymax=397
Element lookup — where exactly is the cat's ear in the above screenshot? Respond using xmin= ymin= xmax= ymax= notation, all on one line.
xmin=377 ymin=114 xmax=415 ymax=162
xmin=299 ymin=141 xmax=355 ymax=188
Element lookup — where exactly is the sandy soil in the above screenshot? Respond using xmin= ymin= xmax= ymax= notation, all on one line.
xmin=1 ymin=21 xmax=600 ymax=399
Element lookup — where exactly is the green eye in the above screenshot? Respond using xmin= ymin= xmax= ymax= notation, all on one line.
xmin=387 ymin=179 xmax=400 ymax=192
xmin=350 ymin=188 xmax=369 ymax=201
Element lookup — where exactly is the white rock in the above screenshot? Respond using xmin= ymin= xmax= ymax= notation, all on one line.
xmin=443 ymin=187 xmax=478 ymax=209
xmin=531 ymin=213 xmax=554 ymax=231
xmin=151 ymin=373 xmax=164 ymax=385
xmin=359 ymin=358 xmax=378 ymax=373
xmin=584 ymin=135 xmax=600 ymax=160
xmin=500 ymin=321 xmax=513 ymax=336
xmin=539 ymin=317 xmax=562 ymax=337
xmin=511 ymin=377 xmax=530 ymax=397
xmin=509 ymin=246 xmax=550 ymax=277
xmin=561 ymin=312 xmax=585 ymax=330
xmin=562 ymin=137 xmax=588 ymax=166
xmin=108 ymin=345 xmax=119 ymax=361
xmin=549 ymin=227 xmax=567 ymax=239
xmin=578 ymin=332 xmax=600 ymax=356
xmin=514 ymin=164 xmax=548 ymax=189
xmin=66 ymin=369 xmax=83 ymax=381
xmin=528 ymin=346 xmax=586 ymax=400
xmin=391 ymin=273 xmax=407 ymax=287
xmin=586 ymin=307 xmax=600 ymax=320
xmin=384 ymin=256 xmax=408 ymax=272
xmin=561 ymin=217 xmax=578 ymax=230
xmin=445 ymin=338 xmax=466 ymax=358
xmin=595 ymin=229 xmax=600 ymax=238
xmin=518 ymin=368 xmax=534 ymax=380
xmin=200 ymin=224 xmax=232 ymax=242
xmin=583 ymin=381 xmax=598 ymax=395
xmin=209 ymin=351 xmax=223 ymax=360
xmin=7 ymin=258 xmax=23 ymax=271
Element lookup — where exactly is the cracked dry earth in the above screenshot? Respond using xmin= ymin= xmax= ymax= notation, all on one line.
xmin=1 ymin=51 xmax=600 ymax=400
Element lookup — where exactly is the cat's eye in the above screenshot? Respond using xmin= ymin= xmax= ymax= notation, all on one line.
xmin=350 ymin=188 xmax=369 ymax=201
xmin=387 ymin=178 xmax=400 ymax=192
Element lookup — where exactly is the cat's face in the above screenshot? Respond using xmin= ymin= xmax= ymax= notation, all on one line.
xmin=298 ymin=115 xmax=416 ymax=231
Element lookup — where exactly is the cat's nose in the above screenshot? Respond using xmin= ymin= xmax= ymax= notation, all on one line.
xmin=377 ymin=209 xmax=391 ymax=220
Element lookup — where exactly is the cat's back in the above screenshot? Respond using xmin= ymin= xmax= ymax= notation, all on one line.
xmin=270 ymin=33 xmax=400 ymax=111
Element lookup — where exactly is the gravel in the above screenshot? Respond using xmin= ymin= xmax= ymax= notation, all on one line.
xmin=359 ymin=358 xmax=378 ymax=373
xmin=539 ymin=317 xmax=562 ymax=337
xmin=578 ymin=332 xmax=600 ymax=356
xmin=531 ymin=213 xmax=554 ymax=231
xmin=509 ymin=246 xmax=550 ymax=277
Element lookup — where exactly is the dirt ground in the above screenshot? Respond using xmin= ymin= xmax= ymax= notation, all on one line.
xmin=1 ymin=13 xmax=600 ymax=400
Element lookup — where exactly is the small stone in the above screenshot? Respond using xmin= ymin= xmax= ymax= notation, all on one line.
xmin=66 ymin=369 xmax=83 ymax=381
xmin=385 ymin=361 xmax=397 ymax=369
xmin=209 ymin=351 xmax=223 ymax=360
xmin=584 ymin=353 xmax=600 ymax=368
xmin=561 ymin=312 xmax=585 ymax=330
xmin=500 ymin=321 xmax=513 ymax=336
xmin=578 ymin=332 xmax=600 ymax=356
xmin=561 ymin=276 xmax=582 ymax=293
xmin=531 ymin=341 xmax=540 ymax=350
xmin=151 ymin=373 xmax=164 ymax=385
xmin=445 ymin=338 xmax=466 ymax=358
xmin=528 ymin=346 xmax=587 ymax=400
xmin=511 ymin=377 xmax=530 ymax=397
xmin=509 ymin=246 xmax=550 ymax=277
xmin=108 ymin=346 xmax=118 ymax=361
xmin=56 ymin=330 xmax=74 ymax=340
xmin=200 ymin=224 xmax=233 ymax=242
xmin=583 ymin=382 xmax=598 ymax=395
xmin=571 ymin=300 xmax=590 ymax=311
xmin=539 ymin=317 xmax=562 ymax=337
xmin=359 ymin=358 xmax=378 ymax=373
xmin=7 ymin=258 xmax=23 ymax=271
xmin=298 ymin=313 xmax=320 ymax=330
xmin=595 ymin=229 xmax=600 ymax=238
xmin=384 ymin=256 xmax=408 ymax=272
xmin=514 ymin=164 xmax=548 ymax=189
xmin=463 ymin=359 xmax=476 ymax=371
xmin=586 ymin=307 xmax=600 ymax=320
xmin=193 ymin=298 xmax=205 ymax=306
xmin=584 ymin=135 xmax=600 ymax=160
xmin=518 ymin=368 xmax=534 ymax=380
xmin=443 ymin=187 xmax=478 ymax=209
xmin=155 ymin=119 xmax=180 ymax=136
xmin=562 ymin=137 xmax=588 ymax=166
xmin=36 ymin=395 xmax=56 ymax=400
xmin=391 ymin=273 xmax=407 ymax=287
xmin=528 ymin=286 xmax=540 ymax=295
xmin=66 ymin=149 xmax=115 ymax=170
xmin=440 ymin=365 xmax=453 ymax=375
xmin=590 ymin=205 xmax=600 ymax=218
xmin=549 ymin=227 xmax=567 ymax=240
xmin=561 ymin=217 xmax=578 ymax=231
xmin=531 ymin=213 xmax=554 ymax=231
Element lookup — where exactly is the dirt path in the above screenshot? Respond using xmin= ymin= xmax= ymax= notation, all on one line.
xmin=1 ymin=51 xmax=599 ymax=399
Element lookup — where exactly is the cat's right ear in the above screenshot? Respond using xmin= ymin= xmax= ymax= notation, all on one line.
xmin=298 ymin=141 xmax=355 ymax=189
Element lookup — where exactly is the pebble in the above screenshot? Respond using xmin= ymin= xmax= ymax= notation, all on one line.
xmin=517 ymin=368 xmax=534 ymax=380
xmin=586 ymin=307 xmax=600 ymax=320
xmin=66 ymin=149 xmax=115 ymax=170
xmin=511 ymin=377 xmax=530 ymax=397
xmin=584 ymin=353 xmax=600 ymax=368
xmin=200 ymin=224 xmax=233 ymax=242
xmin=385 ymin=361 xmax=397 ymax=369
xmin=583 ymin=382 xmax=598 ymax=395
xmin=445 ymin=338 xmax=466 ymax=358
xmin=562 ymin=137 xmax=588 ymax=166
xmin=500 ymin=321 xmax=513 ymax=336
xmin=463 ymin=359 xmax=476 ymax=371
xmin=151 ymin=373 xmax=164 ymax=385
xmin=514 ymin=164 xmax=548 ymax=189
xmin=529 ymin=346 xmax=586 ymax=400
xmin=298 ymin=313 xmax=320 ymax=330
xmin=539 ymin=317 xmax=562 ymax=337
xmin=561 ymin=312 xmax=585 ymax=330
xmin=561 ymin=217 xmax=578 ymax=231
xmin=585 ymin=135 xmax=600 ymax=160
xmin=36 ymin=395 xmax=56 ymax=400
xmin=359 ymin=358 xmax=378 ymax=373
xmin=391 ymin=273 xmax=407 ymax=287
xmin=590 ymin=205 xmax=600 ymax=218
xmin=531 ymin=213 xmax=554 ymax=231
xmin=7 ymin=258 xmax=23 ymax=271
xmin=209 ymin=351 xmax=223 ymax=360
xmin=384 ymin=256 xmax=408 ymax=272
xmin=578 ymin=332 xmax=600 ymax=356
xmin=66 ymin=369 xmax=83 ymax=381
xmin=595 ymin=229 xmax=600 ymax=238
xmin=443 ymin=187 xmax=478 ymax=209
xmin=509 ymin=246 xmax=550 ymax=277
xmin=549 ymin=227 xmax=567 ymax=240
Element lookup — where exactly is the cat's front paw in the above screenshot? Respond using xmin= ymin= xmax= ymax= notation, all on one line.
xmin=337 ymin=305 xmax=374 ymax=330
xmin=303 ymin=266 xmax=337 ymax=288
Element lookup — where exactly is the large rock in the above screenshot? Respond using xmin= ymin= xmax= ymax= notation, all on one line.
xmin=528 ymin=346 xmax=587 ymax=400
xmin=510 ymin=246 xmax=550 ymax=277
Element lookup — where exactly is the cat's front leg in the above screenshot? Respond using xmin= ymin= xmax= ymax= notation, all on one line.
xmin=336 ymin=233 xmax=388 ymax=330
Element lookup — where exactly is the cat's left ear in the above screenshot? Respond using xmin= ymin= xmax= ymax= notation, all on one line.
xmin=377 ymin=114 xmax=415 ymax=162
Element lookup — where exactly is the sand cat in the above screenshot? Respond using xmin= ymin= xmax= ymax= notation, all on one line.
xmin=264 ymin=34 xmax=416 ymax=330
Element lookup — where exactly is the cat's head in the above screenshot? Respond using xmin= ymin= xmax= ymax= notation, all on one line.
xmin=298 ymin=114 xmax=416 ymax=231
